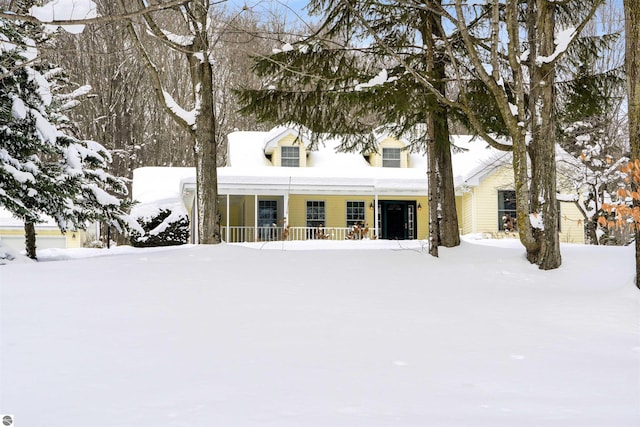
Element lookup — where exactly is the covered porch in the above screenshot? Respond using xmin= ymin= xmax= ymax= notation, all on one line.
xmin=185 ymin=193 xmax=379 ymax=243
xmin=180 ymin=169 xmax=428 ymax=244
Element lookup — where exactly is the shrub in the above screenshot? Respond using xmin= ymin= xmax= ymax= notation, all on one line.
xmin=130 ymin=198 xmax=190 ymax=247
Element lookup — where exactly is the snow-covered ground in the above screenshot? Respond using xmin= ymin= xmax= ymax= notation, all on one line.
xmin=1 ymin=238 xmax=638 ymax=426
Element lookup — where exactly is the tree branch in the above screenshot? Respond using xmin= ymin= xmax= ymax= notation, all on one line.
xmin=337 ymin=0 xmax=513 ymax=151
xmin=0 ymin=0 xmax=202 ymax=27
xmin=116 ymin=0 xmax=192 ymax=131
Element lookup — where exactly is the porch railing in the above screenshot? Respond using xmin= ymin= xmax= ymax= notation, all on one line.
xmin=221 ymin=226 xmax=376 ymax=243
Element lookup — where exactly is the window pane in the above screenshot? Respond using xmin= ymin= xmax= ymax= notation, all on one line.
xmin=258 ymin=200 xmax=278 ymax=226
xmin=346 ymin=201 xmax=365 ymax=227
xmin=498 ymin=190 xmax=517 ymax=231
xmin=382 ymin=148 xmax=401 ymax=168
xmin=281 ymin=146 xmax=300 ymax=167
xmin=306 ymin=201 xmax=325 ymax=227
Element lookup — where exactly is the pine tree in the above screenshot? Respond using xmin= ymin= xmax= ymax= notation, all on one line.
xmin=238 ymin=0 xmax=461 ymax=254
xmin=0 ymin=7 xmax=138 ymax=259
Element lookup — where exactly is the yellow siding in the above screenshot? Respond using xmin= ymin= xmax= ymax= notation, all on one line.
xmin=457 ymin=193 xmax=474 ymax=235
xmin=369 ymin=137 xmax=409 ymax=168
xmin=471 ymin=166 xmax=513 ymax=234
xmin=218 ymin=198 xmax=244 ymax=227
xmin=459 ymin=165 xmax=586 ymax=243
xmin=287 ymin=194 xmax=429 ymax=239
xmin=0 ymin=227 xmax=83 ymax=248
xmin=66 ymin=231 xmax=83 ymax=248
xmin=272 ymin=135 xmax=308 ymax=167
xmin=559 ymin=202 xmax=585 ymax=244
xmin=243 ymin=195 xmax=256 ymax=226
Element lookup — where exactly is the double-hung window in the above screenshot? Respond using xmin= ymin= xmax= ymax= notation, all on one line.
xmin=346 ymin=201 xmax=365 ymax=227
xmin=281 ymin=146 xmax=300 ymax=167
xmin=498 ymin=190 xmax=517 ymax=231
xmin=498 ymin=190 xmax=561 ymax=231
xmin=306 ymin=201 xmax=325 ymax=227
xmin=382 ymin=148 xmax=401 ymax=168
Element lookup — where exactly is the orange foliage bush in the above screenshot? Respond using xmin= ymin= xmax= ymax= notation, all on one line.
xmin=600 ymin=159 xmax=640 ymax=230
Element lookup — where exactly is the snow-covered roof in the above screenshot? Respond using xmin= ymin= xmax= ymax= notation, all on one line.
xmin=262 ymin=126 xmax=312 ymax=155
xmin=132 ymin=167 xmax=195 ymax=203
xmin=0 ymin=208 xmax=58 ymax=229
xmin=131 ymin=127 xmax=580 ymax=203
xmin=450 ymin=136 xmax=512 ymax=188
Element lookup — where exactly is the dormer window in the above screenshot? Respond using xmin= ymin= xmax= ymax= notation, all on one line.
xmin=382 ymin=148 xmax=401 ymax=168
xmin=281 ymin=146 xmax=300 ymax=167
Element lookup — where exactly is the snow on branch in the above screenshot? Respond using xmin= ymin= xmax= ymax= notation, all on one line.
xmin=159 ymin=29 xmax=194 ymax=47
xmin=1 ymin=0 xmax=190 ymax=26
xmin=29 ymin=0 xmax=98 ymax=34
xmin=535 ymin=27 xmax=577 ymax=66
xmin=58 ymin=84 xmax=92 ymax=100
xmin=162 ymin=91 xmax=196 ymax=128
xmin=355 ymin=69 xmax=398 ymax=91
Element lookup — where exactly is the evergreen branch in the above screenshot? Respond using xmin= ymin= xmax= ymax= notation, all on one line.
xmin=536 ymin=0 xmax=605 ymax=69
xmin=343 ymin=0 xmax=512 ymax=151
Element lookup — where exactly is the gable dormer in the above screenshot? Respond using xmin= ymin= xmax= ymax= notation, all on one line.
xmin=263 ymin=126 xmax=311 ymax=167
xmin=368 ymin=135 xmax=410 ymax=168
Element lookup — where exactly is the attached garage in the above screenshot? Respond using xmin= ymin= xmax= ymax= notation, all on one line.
xmin=0 ymin=234 xmax=67 ymax=253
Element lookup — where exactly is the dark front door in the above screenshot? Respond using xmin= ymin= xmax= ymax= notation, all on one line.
xmin=386 ymin=203 xmax=405 ymax=239
xmin=379 ymin=201 xmax=416 ymax=240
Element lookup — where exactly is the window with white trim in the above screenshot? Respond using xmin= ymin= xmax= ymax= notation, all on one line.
xmin=281 ymin=146 xmax=300 ymax=167
xmin=306 ymin=201 xmax=325 ymax=227
xmin=346 ymin=201 xmax=365 ymax=227
xmin=382 ymin=148 xmax=401 ymax=168
xmin=498 ymin=190 xmax=516 ymax=231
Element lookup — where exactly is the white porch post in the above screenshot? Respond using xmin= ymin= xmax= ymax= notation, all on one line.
xmin=374 ymin=193 xmax=379 ymax=238
xmin=284 ymin=193 xmax=289 ymax=227
xmin=254 ymin=194 xmax=258 ymax=242
xmin=226 ymin=194 xmax=230 ymax=243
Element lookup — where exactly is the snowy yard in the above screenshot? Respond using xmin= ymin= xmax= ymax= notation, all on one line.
xmin=1 ymin=238 xmax=639 ymax=426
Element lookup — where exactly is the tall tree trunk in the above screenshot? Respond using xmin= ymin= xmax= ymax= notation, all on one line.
xmin=191 ymin=1 xmax=221 ymax=244
xmin=436 ymin=119 xmax=459 ymax=247
xmin=526 ymin=0 xmax=561 ymax=269
xmin=427 ymin=131 xmax=439 ymax=257
xmin=624 ymin=0 xmax=640 ymax=288
xmin=422 ymin=2 xmax=440 ymax=256
xmin=24 ymin=222 xmax=37 ymax=260
xmin=432 ymin=0 xmax=460 ymax=248
xmin=122 ymin=0 xmax=222 ymax=245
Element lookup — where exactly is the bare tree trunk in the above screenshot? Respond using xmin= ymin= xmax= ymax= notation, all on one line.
xmin=432 ymin=0 xmax=459 ymax=248
xmin=526 ymin=0 xmax=561 ymax=269
xmin=427 ymin=133 xmax=439 ymax=257
xmin=191 ymin=2 xmax=221 ymax=244
xmin=624 ymin=0 xmax=640 ymax=289
xmin=436 ymin=121 xmax=459 ymax=247
xmin=422 ymin=2 xmax=440 ymax=256
xmin=120 ymin=0 xmax=221 ymax=244
xmin=24 ymin=222 xmax=37 ymax=260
